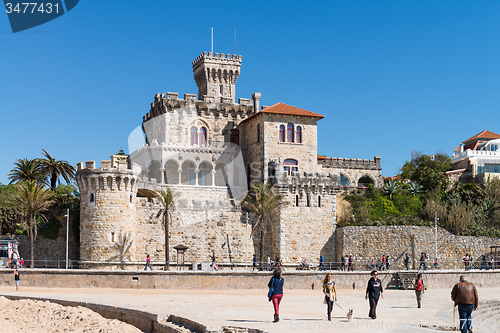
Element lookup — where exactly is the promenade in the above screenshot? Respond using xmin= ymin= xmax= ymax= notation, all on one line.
xmin=1 ymin=285 xmax=499 ymax=332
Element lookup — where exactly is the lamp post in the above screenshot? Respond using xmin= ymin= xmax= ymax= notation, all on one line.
xmin=64 ymin=208 xmax=69 ymax=269
xmin=245 ymin=212 xmax=249 ymax=270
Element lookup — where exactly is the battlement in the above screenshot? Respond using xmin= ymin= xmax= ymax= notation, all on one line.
xmin=76 ymin=160 xmax=141 ymax=173
xmin=321 ymin=156 xmax=381 ymax=170
xmin=143 ymin=92 xmax=255 ymax=122
xmin=192 ymin=52 xmax=242 ymax=70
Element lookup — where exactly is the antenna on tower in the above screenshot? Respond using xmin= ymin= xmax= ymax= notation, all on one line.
xmin=234 ymin=24 xmax=236 ymax=54
xmin=211 ymin=27 xmax=213 ymax=53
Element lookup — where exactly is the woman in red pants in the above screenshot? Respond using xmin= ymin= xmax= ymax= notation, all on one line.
xmin=268 ymin=268 xmax=284 ymax=323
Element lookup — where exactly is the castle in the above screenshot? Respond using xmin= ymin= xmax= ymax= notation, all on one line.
xmin=75 ymin=52 xmax=383 ymax=268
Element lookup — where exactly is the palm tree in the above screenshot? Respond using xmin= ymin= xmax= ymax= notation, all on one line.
xmin=8 ymin=158 xmax=47 ymax=185
xmin=11 ymin=180 xmax=53 ymax=268
xmin=153 ymin=188 xmax=179 ymax=270
xmin=241 ymin=182 xmax=284 ymax=268
xmin=38 ymin=149 xmax=75 ymax=191
xmin=383 ymin=179 xmax=402 ymax=199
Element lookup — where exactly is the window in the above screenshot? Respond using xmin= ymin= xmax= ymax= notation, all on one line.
xmin=220 ymin=85 xmax=223 ymax=95
xmin=340 ymin=175 xmax=349 ymax=188
xmin=130 ymin=194 xmax=133 ymax=203
xmin=296 ymin=126 xmax=302 ymax=143
xmin=199 ymin=127 xmax=207 ymax=146
xmin=279 ymin=125 xmax=285 ymax=142
xmin=284 ymin=159 xmax=298 ymax=175
xmin=257 ymin=124 xmax=260 ymax=143
xmin=318 ymin=195 xmax=321 ymax=208
xmin=295 ymin=195 xmax=299 ymax=207
xmin=189 ymin=170 xmax=196 ymax=185
xmin=199 ymin=171 xmax=207 ymax=186
xmin=287 ymin=123 xmax=294 ymax=143
xmin=491 ymin=144 xmax=499 ymax=152
xmin=306 ymin=194 xmax=310 ymax=207
xmin=111 ymin=232 xmax=115 ymax=243
xmin=190 ymin=127 xmax=198 ymax=146
xmin=90 ymin=193 xmax=94 ymax=202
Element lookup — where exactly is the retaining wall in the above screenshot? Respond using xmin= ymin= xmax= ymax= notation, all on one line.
xmin=1 ymin=269 xmax=499 ymax=290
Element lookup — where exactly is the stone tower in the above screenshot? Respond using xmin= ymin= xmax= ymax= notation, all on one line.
xmin=75 ymin=160 xmax=141 ymax=265
xmin=192 ymin=52 xmax=242 ymax=103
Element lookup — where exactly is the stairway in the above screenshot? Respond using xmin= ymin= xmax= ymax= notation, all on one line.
xmin=397 ymin=271 xmax=417 ymax=290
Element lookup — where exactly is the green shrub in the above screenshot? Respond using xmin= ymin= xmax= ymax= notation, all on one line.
xmin=39 ymin=217 xmax=60 ymax=240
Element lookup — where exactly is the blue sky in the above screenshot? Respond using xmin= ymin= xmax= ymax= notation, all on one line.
xmin=1 ymin=0 xmax=500 ymax=185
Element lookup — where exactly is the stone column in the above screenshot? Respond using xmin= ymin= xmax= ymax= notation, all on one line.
xmin=211 ymin=170 xmax=216 ymax=187
xmin=195 ymin=168 xmax=199 ymax=186
xmin=160 ymin=168 xmax=165 ymax=184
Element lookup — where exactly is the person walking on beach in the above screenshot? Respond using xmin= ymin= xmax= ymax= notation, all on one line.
xmin=386 ymin=255 xmax=390 ymax=271
xmin=144 ymin=254 xmax=152 ymax=271
xmin=268 ymin=269 xmax=284 ymax=323
xmin=211 ymin=252 xmax=218 ymax=271
xmin=13 ymin=269 xmax=20 ymax=292
xmin=451 ymin=275 xmax=478 ymax=333
xmin=322 ymin=273 xmax=337 ymax=321
xmin=415 ymin=273 xmax=425 ymax=308
xmin=252 ymin=254 xmax=258 ymax=271
xmin=12 ymin=251 xmax=18 ymax=269
xmin=365 ymin=270 xmax=383 ymax=319
xmin=405 ymin=253 xmax=410 ymax=270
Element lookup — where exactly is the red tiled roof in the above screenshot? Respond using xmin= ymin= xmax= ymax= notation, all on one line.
xmin=462 ymin=130 xmax=500 ymax=144
xmin=317 ymin=154 xmax=328 ymax=161
xmin=241 ymin=102 xmax=325 ymax=123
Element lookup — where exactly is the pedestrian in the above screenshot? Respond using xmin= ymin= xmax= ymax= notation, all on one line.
xmin=20 ymin=258 xmax=24 ymax=268
xmin=322 ymin=273 xmax=337 ymax=321
xmin=211 ymin=252 xmax=218 ymax=271
xmin=340 ymin=255 xmax=346 ymax=271
xmin=415 ymin=273 xmax=425 ymax=308
xmin=343 ymin=255 xmax=348 ymax=271
xmin=405 ymin=253 xmax=410 ymax=270
xmin=371 ymin=258 xmax=375 ymax=270
xmin=13 ymin=269 xmax=20 ymax=292
xmin=268 ymin=268 xmax=284 ymax=323
xmin=451 ymin=275 xmax=478 ymax=333
xmin=144 ymin=254 xmax=152 ymax=270
xmin=267 ymin=256 xmax=271 ymax=271
xmin=386 ymin=256 xmax=390 ymax=271
xmin=381 ymin=255 xmax=386 ymax=271
xmin=252 ymin=254 xmax=258 ymax=271
xmin=480 ymin=254 xmax=487 ymax=270
xmin=365 ymin=270 xmax=383 ymax=319
xmin=12 ymin=251 xmax=18 ymax=269
xmin=489 ymin=256 xmax=494 ymax=270
xmin=319 ymin=254 xmax=325 ymax=271
xmin=463 ymin=254 xmax=469 ymax=271
xmin=348 ymin=255 xmax=353 ymax=271
xmin=434 ymin=258 xmax=439 ymax=269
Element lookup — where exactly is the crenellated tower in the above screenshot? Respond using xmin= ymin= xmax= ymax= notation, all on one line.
xmin=75 ymin=160 xmax=141 ymax=266
xmin=192 ymin=52 xmax=242 ymax=103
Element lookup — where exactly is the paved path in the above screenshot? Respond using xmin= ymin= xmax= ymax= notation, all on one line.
xmin=1 ymin=286 xmax=499 ymax=332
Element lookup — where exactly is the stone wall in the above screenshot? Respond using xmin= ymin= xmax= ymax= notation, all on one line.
xmin=319 ymin=156 xmax=384 ymax=188
xmin=336 ymin=226 xmax=500 ymax=270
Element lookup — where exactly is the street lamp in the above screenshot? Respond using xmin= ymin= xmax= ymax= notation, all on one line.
xmin=64 ymin=208 xmax=69 ymax=269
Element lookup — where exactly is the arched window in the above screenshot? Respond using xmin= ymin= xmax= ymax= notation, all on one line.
xmin=296 ymin=126 xmax=302 ymax=143
xmin=284 ymin=159 xmax=298 ymax=175
xmin=190 ymin=127 xmax=198 ymax=146
xmin=279 ymin=125 xmax=285 ymax=142
xmin=340 ymin=175 xmax=349 ymax=189
xmin=199 ymin=127 xmax=207 ymax=146
xmin=287 ymin=123 xmax=294 ymax=143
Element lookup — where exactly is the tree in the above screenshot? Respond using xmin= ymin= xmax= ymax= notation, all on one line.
xmin=11 ymin=180 xmax=53 ymax=268
xmin=400 ymin=152 xmax=451 ymax=195
xmin=38 ymin=149 xmax=75 ymax=192
xmin=8 ymin=158 xmax=47 ymax=185
xmin=241 ymin=182 xmax=284 ymax=268
xmin=153 ymin=188 xmax=179 ymax=270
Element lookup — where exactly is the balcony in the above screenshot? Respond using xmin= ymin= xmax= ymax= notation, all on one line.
xmin=451 ymin=149 xmax=500 ymax=162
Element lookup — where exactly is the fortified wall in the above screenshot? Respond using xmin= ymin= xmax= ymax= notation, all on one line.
xmin=319 ymin=156 xmax=384 ymax=188
xmin=336 ymin=225 xmax=500 ymax=270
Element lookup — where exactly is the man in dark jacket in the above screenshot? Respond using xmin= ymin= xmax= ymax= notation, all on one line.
xmin=365 ymin=270 xmax=383 ymax=319
xmin=451 ymin=276 xmax=478 ymax=333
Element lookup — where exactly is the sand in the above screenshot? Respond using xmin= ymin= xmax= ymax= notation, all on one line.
xmin=0 ymin=296 xmax=143 ymax=333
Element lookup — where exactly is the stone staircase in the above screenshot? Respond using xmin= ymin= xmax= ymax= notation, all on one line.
xmin=467 ymin=300 xmax=500 ymax=332
xmin=397 ymin=271 xmax=417 ymax=290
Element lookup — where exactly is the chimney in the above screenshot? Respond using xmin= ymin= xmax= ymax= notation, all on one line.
xmin=252 ymin=92 xmax=261 ymax=114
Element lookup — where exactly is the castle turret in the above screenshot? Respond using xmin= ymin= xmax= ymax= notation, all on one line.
xmin=192 ymin=52 xmax=242 ymax=103
xmin=75 ymin=160 xmax=141 ymax=266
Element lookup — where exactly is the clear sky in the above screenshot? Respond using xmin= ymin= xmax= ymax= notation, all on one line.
xmin=1 ymin=0 xmax=500 ymax=185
